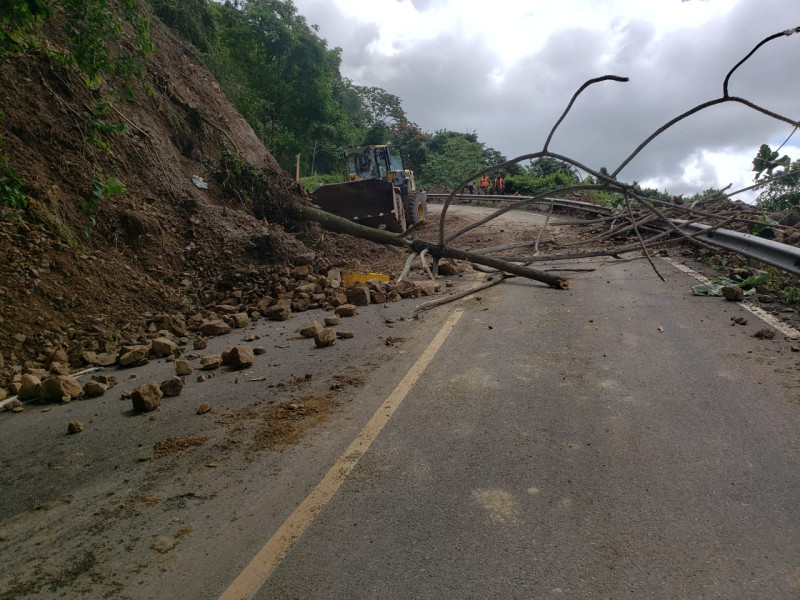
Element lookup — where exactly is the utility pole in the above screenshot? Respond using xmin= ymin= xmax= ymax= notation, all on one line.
xmin=295 ymin=154 xmax=300 ymax=182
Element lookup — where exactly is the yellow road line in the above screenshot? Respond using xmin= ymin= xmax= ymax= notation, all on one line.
xmin=219 ymin=308 xmax=465 ymax=600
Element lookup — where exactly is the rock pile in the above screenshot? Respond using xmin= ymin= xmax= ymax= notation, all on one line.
xmin=0 ymin=261 xmax=448 ymax=400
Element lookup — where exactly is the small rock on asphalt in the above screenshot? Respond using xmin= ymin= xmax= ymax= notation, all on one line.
xmin=200 ymin=355 xmax=222 ymax=371
xmin=175 ymin=360 xmax=193 ymax=376
xmin=314 ymin=328 xmax=337 ymax=347
xmin=196 ymin=402 xmax=212 ymax=415
xmin=82 ymin=380 xmax=108 ymax=398
xmin=160 ymin=376 xmax=185 ymax=397
xmin=67 ymin=421 xmax=84 ymax=434
xmin=131 ymin=381 xmax=163 ymax=412
xmin=722 ymin=285 xmax=744 ymax=302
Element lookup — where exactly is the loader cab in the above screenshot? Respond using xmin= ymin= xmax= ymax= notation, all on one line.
xmin=346 ymin=145 xmax=405 ymax=182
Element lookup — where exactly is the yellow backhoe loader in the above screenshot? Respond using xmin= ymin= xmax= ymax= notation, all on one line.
xmin=311 ymin=145 xmax=427 ymax=233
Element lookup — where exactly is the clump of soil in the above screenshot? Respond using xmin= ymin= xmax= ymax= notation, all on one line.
xmin=152 ymin=435 xmax=208 ymax=459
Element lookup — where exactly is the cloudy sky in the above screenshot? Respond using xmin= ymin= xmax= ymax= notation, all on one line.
xmin=291 ymin=0 xmax=799 ymax=200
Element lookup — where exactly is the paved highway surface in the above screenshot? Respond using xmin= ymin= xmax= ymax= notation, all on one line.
xmin=250 ymin=256 xmax=800 ymax=600
xmin=1 ymin=211 xmax=799 ymax=599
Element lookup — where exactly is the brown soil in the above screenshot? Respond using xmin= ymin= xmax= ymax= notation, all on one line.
xmin=0 ymin=12 xmax=394 ymax=382
xmin=152 ymin=435 xmax=209 ymax=459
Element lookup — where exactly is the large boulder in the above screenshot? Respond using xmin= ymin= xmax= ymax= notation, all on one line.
xmin=39 ymin=375 xmax=82 ymax=402
xmin=199 ymin=319 xmax=231 ymax=336
xmin=131 ymin=381 xmax=163 ymax=412
xmin=17 ymin=374 xmax=41 ymax=401
xmin=119 ymin=344 xmax=150 ymax=367
xmin=346 ymin=284 xmax=371 ymax=306
xmin=232 ymin=313 xmax=250 ymax=328
xmin=221 ymin=345 xmax=255 ymax=369
xmin=151 ymin=337 xmax=181 ymax=358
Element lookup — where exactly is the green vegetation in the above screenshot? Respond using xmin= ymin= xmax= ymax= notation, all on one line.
xmin=1 ymin=0 xmax=154 ymax=85
xmin=0 ymin=152 xmax=26 ymax=211
xmin=753 ymin=144 xmax=800 ymax=212
xmin=83 ymin=175 xmax=125 ymax=234
xmin=83 ymin=102 xmax=126 ymax=151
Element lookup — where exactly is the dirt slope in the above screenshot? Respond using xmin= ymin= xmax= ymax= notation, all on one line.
xmin=0 ymin=10 xmax=390 ymax=383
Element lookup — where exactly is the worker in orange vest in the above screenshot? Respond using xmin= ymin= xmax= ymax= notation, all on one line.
xmin=480 ymin=175 xmax=490 ymax=194
xmin=493 ymin=175 xmax=505 ymax=195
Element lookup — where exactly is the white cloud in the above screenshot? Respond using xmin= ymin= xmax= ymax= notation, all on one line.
xmin=293 ymin=0 xmax=800 ymax=199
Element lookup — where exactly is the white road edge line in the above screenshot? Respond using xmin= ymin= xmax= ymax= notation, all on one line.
xmin=661 ymin=256 xmax=800 ymax=340
xmin=218 ymin=308 xmax=466 ymax=600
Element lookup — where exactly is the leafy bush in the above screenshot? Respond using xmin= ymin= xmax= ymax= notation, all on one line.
xmin=0 ymin=157 xmax=26 ymax=210
xmin=83 ymin=175 xmax=125 ymax=233
xmin=299 ymin=173 xmax=345 ymax=192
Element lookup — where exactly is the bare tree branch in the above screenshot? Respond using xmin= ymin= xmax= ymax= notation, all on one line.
xmin=543 ymin=75 xmax=629 ymax=151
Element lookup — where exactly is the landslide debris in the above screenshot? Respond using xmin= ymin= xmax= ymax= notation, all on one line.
xmin=0 ymin=8 xmax=402 ymax=390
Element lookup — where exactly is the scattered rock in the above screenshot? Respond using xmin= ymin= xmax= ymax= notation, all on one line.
xmin=752 ymin=328 xmax=776 ymax=340
xmin=67 ymin=421 xmax=84 ymax=434
xmin=298 ymin=321 xmax=323 ymax=338
xmin=160 ymin=376 xmax=185 ymax=397
xmin=324 ymin=315 xmax=341 ymax=326
xmin=175 ymin=360 xmax=192 ymax=376
xmin=94 ymin=352 xmax=118 ymax=367
xmin=193 ymin=337 xmax=208 ymax=350
xmin=131 ymin=381 xmax=163 ymax=412
xmin=336 ymin=330 xmax=354 ymax=339
xmin=199 ymin=319 xmax=231 ymax=336
xmin=221 ymin=345 xmax=254 ymax=369
xmin=253 ymin=346 xmax=266 ymax=355
xmin=17 ymin=373 xmax=41 ymax=401
xmin=39 ymin=375 xmax=82 ymax=402
xmin=314 ymin=328 xmax=337 ymax=347
xmin=152 ymin=337 xmax=181 ymax=358
xmin=265 ymin=304 xmax=291 ymax=321
xmin=758 ymin=294 xmax=776 ymax=303
xmin=232 ymin=312 xmax=250 ymax=328
xmin=196 ymin=402 xmax=212 ymax=415
xmin=416 ymin=280 xmax=441 ymax=296
xmin=200 ymin=355 xmax=222 ymax=371
xmin=346 ymin=284 xmax=371 ymax=306
xmin=119 ymin=345 xmax=150 ymax=367
xmin=721 ymin=285 xmax=744 ymax=302
xmin=334 ymin=304 xmax=357 ymax=318
xmin=45 ymin=348 xmax=69 ymax=369
xmin=4 ymin=398 xmax=22 ymax=412
xmin=93 ymin=374 xmax=117 ymax=388
xmin=48 ymin=361 xmax=71 ymax=376
xmin=82 ymin=380 xmax=108 ymax=398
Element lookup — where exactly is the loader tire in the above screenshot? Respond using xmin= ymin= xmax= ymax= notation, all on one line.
xmin=404 ymin=190 xmax=427 ymax=227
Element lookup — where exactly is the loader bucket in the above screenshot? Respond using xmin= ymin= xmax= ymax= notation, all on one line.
xmin=311 ymin=179 xmax=407 ymax=233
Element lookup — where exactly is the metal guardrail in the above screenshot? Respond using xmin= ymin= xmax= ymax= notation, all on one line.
xmin=426 ymin=194 xmax=612 ymax=216
xmin=674 ymin=220 xmax=800 ymax=276
xmin=426 ymin=194 xmax=800 ymax=276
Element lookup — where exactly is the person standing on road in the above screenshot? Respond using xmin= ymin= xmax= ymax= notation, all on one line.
xmin=493 ymin=175 xmax=505 ymax=195
xmin=466 ymin=180 xmax=475 ymax=194
xmin=480 ymin=175 xmax=489 ymax=194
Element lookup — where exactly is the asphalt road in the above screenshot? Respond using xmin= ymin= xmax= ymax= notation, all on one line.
xmin=2 ymin=220 xmax=799 ymax=599
xmin=254 ymin=256 xmax=800 ymax=600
